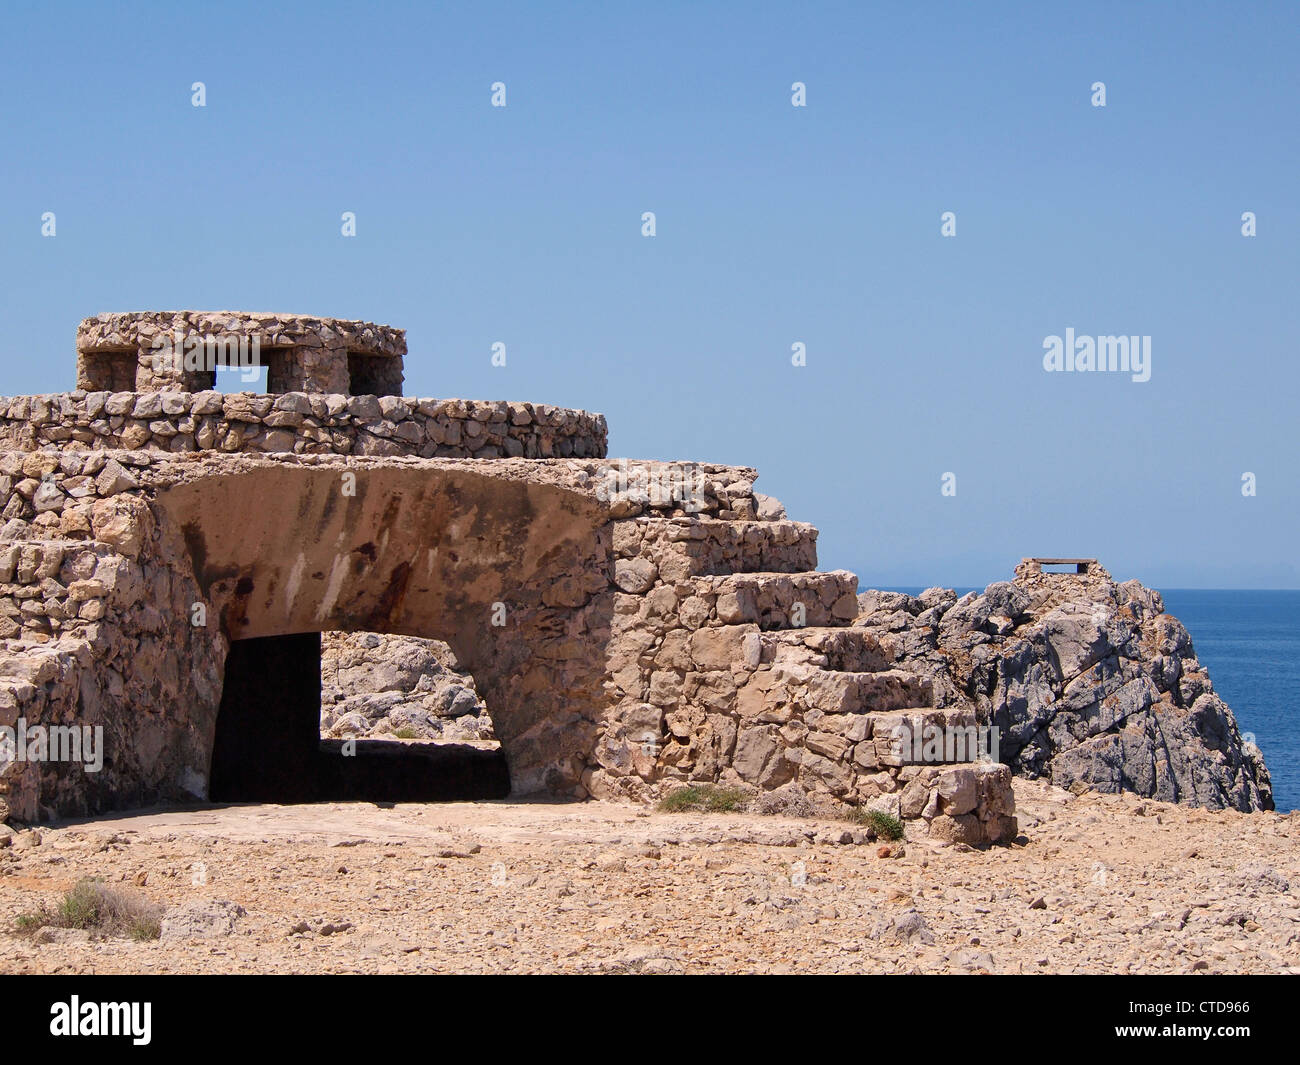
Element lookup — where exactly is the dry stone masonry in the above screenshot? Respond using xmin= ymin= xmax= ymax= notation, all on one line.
xmin=0 ymin=311 xmax=1267 ymax=838
xmin=0 ymin=392 xmax=606 ymax=459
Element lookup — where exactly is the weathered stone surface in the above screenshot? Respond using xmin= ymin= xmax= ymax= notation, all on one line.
xmin=76 ymin=312 xmax=406 ymax=395
xmin=160 ymin=899 xmax=247 ymax=940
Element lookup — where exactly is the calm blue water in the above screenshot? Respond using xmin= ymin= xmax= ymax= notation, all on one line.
xmin=884 ymin=588 xmax=1299 ymax=811
xmin=1161 ymin=591 xmax=1299 ymax=812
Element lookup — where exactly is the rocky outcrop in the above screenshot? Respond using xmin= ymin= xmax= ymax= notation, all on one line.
xmin=321 ymin=632 xmax=495 ymax=745
xmin=853 ymin=561 xmax=1273 ymax=812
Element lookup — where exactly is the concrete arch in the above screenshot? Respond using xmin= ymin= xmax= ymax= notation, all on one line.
xmin=152 ymin=460 xmax=617 ymax=796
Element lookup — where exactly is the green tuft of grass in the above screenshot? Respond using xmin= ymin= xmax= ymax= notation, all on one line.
xmin=658 ymin=785 xmax=751 ymax=813
xmin=58 ymin=879 xmax=103 ymax=928
xmin=391 ymin=727 xmax=419 ymax=740
xmin=14 ymin=913 xmax=42 ymax=934
xmin=850 ymin=808 xmax=905 ymax=840
xmin=129 ymin=916 xmax=162 ymax=941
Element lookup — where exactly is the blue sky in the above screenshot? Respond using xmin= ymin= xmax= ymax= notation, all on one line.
xmin=1 ymin=1 xmax=1296 ymax=588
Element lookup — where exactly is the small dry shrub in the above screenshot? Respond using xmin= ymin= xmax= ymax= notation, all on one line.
xmin=15 ymin=877 xmax=161 ymax=941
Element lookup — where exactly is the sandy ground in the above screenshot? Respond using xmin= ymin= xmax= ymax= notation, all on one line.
xmin=1 ymin=780 xmax=1298 ymax=974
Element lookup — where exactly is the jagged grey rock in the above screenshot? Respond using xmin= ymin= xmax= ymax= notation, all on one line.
xmin=854 ymin=560 xmax=1272 ymax=811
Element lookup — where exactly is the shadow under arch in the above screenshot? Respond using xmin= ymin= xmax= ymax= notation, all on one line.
xmin=208 ymin=630 xmax=512 ymax=803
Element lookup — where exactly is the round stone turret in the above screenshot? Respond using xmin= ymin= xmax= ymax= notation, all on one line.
xmin=76 ymin=311 xmax=405 ymax=396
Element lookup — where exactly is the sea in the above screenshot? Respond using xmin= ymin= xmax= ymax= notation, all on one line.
xmin=885 ymin=588 xmax=1298 ymax=812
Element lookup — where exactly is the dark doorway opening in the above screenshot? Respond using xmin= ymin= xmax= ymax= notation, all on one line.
xmin=80 ymin=350 xmax=137 ymax=391
xmin=262 ymin=348 xmax=295 ymax=393
xmin=347 ymin=352 xmax=398 ymax=396
xmin=209 ymin=632 xmax=509 ymax=804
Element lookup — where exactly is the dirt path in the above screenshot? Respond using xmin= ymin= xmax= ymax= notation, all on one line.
xmin=2 ymin=782 xmax=1297 ymax=974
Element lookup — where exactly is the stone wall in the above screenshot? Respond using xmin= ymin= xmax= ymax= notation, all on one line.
xmin=0 ymin=491 xmax=224 ymax=822
xmin=0 ymin=450 xmax=171 ymax=547
xmin=0 ymin=393 xmax=608 ymax=459
xmin=588 ymin=513 xmax=1017 ymax=844
xmin=0 ymin=540 xmax=118 ymax=640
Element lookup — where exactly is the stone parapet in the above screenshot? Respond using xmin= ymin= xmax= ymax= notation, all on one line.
xmin=0 ymin=392 xmax=608 ymax=459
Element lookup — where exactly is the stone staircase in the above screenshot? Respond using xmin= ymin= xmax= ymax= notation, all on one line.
xmin=598 ymin=503 xmax=1017 ymax=844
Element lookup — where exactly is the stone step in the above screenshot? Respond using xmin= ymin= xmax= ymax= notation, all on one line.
xmin=758 ymin=626 xmax=896 ymax=673
xmin=866 ymin=707 xmax=994 ymax=767
xmin=735 ymin=661 xmax=932 ymax=722
xmin=801 ymin=668 xmax=934 ymax=715
xmin=637 ymin=518 xmax=818 ymax=578
xmin=785 ymin=705 xmax=991 ymax=777
xmin=688 ymin=570 xmax=858 ymax=630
